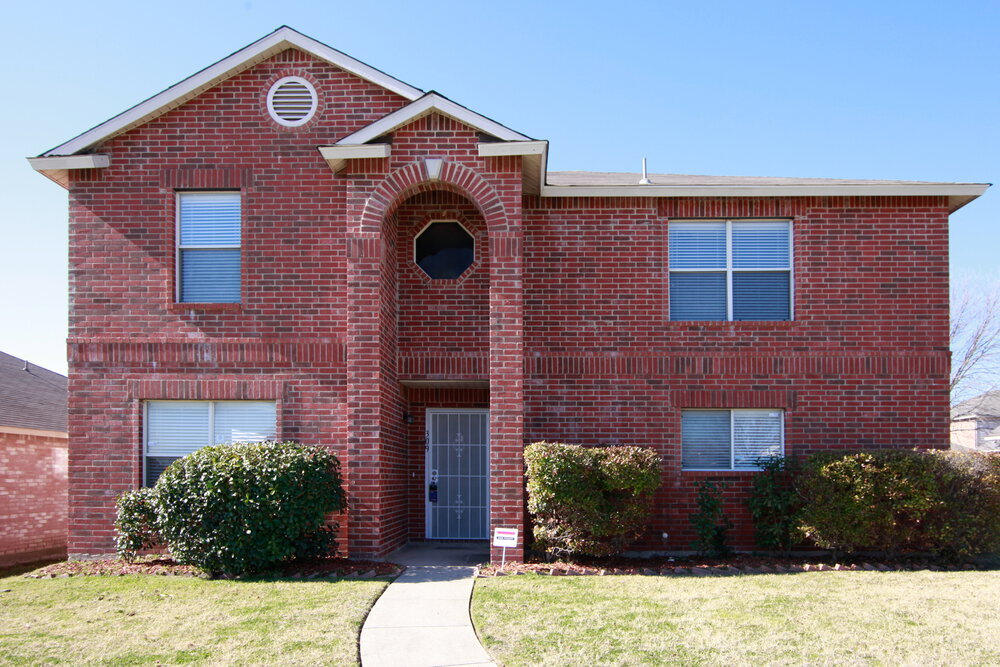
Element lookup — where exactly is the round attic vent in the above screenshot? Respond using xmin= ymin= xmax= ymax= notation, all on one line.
xmin=266 ymin=76 xmax=318 ymax=127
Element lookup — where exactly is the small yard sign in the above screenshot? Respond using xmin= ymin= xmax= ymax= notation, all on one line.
xmin=493 ymin=527 xmax=518 ymax=547
xmin=492 ymin=527 xmax=518 ymax=569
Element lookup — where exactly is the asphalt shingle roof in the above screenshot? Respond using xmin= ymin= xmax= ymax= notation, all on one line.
xmin=951 ymin=391 xmax=1000 ymax=421
xmin=0 ymin=351 xmax=67 ymax=432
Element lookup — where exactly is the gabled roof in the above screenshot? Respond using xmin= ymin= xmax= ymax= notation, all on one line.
xmin=334 ymin=92 xmax=532 ymax=144
xmin=0 ymin=351 xmax=67 ymax=433
xmin=39 ymin=26 xmax=424 ymax=158
xmin=952 ymin=391 xmax=1000 ymax=421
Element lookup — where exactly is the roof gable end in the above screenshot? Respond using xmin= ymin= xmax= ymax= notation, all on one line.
xmin=336 ymin=92 xmax=532 ymax=145
xmin=41 ymin=26 xmax=424 ymax=157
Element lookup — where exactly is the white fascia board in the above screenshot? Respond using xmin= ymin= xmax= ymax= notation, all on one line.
xmin=28 ymin=154 xmax=111 ymax=189
xmin=318 ymin=144 xmax=391 ymax=171
xmin=477 ymin=141 xmax=547 ymax=157
xmin=41 ymin=27 xmax=423 ymax=157
xmin=540 ymin=183 xmax=990 ymax=200
xmin=337 ymin=93 xmax=531 ymax=145
xmin=28 ymin=155 xmax=110 ymax=171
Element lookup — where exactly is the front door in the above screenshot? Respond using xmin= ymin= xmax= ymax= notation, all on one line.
xmin=425 ymin=409 xmax=489 ymax=539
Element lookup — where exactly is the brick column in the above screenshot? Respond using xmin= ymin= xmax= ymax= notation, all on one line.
xmin=489 ymin=228 xmax=525 ymax=563
xmin=346 ymin=232 xmax=386 ymax=557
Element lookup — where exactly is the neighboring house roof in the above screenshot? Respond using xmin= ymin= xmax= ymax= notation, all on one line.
xmin=0 ymin=352 xmax=67 ymax=433
xmin=27 ymin=27 xmax=990 ymax=211
xmin=951 ymin=390 xmax=1000 ymax=420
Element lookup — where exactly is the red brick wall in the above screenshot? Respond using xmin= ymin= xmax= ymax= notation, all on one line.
xmin=62 ymin=45 xmax=952 ymax=559
xmin=0 ymin=430 xmax=68 ymax=566
xmin=522 ymin=196 xmax=951 ymax=550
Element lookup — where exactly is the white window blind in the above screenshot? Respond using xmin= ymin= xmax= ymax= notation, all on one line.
xmin=144 ymin=400 xmax=276 ymax=485
xmin=178 ymin=192 xmax=241 ymax=303
xmin=681 ymin=409 xmax=784 ymax=470
xmin=669 ymin=220 xmax=791 ymax=321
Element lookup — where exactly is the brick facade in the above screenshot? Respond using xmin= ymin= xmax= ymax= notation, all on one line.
xmin=47 ymin=34 xmax=961 ymax=561
xmin=0 ymin=430 xmax=68 ymax=566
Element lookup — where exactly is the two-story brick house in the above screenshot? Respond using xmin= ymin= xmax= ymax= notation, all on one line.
xmin=31 ymin=27 xmax=986 ymax=562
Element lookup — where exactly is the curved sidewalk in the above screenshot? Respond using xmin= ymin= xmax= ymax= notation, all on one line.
xmin=360 ymin=543 xmax=494 ymax=667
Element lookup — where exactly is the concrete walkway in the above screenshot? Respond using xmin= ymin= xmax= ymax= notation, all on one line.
xmin=360 ymin=543 xmax=494 ymax=667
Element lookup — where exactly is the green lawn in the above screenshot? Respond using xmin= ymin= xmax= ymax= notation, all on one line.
xmin=472 ymin=570 xmax=1000 ymax=666
xmin=0 ymin=569 xmax=386 ymax=665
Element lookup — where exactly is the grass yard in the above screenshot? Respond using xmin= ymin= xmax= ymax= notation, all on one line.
xmin=472 ymin=570 xmax=1000 ymax=666
xmin=0 ymin=568 xmax=386 ymax=665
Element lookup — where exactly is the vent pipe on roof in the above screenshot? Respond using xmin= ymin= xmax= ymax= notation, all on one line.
xmin=22 ymin=359 xmax=28 ymax=371
xmin=639 ymin=158 xmax=652 ymax=185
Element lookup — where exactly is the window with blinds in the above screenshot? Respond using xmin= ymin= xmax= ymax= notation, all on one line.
xmin=669 ymin=220 xmax=791 ymax=321
xmin=177 ymin=192 xmax=241 ymax=303
xmin=144 ymin=400 xmax=276 ymax=486
xmin=681 ymin=409 xmax=784 ymax=470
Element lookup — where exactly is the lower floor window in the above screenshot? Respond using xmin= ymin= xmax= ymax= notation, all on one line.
xmin=144 ymin=400 xmax=276 ymax=486
xmin=681 ymin=409 xmax=783 ymax=470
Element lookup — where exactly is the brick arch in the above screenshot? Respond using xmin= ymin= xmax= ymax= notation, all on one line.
xmin=358 ymin=160 xmax=508 ymax=235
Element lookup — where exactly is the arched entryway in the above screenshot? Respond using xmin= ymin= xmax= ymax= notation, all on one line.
xmin=345 ymin=160 xmax=526 ymax=562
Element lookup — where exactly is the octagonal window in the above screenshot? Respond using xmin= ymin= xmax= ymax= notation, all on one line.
xmin=415 ymin=221 xmax=475 ymax=279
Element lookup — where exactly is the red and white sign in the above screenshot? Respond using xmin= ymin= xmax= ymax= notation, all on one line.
xmin=492 ymin=527 xmax=518 ymax=548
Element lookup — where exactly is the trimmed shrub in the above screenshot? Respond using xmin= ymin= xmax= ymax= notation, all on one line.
xmin=690 ymin=480 xmax=733 ymax=557
xmin=115 ymin=486 xmax=159 ymax=560
xmin=747 ymin=456 xmax=801 ymax=553
xmin=114 ymin=441 xmax=345 ymax=575
xmin=923 ymin=450 xmax=1000 ymax=559
xmin=796 ymin=449 xmax=1000 ymax=558
xmin=796 ymin=450 xmax=942 ymax=556
xmin=524 ymin=441 xmax=661 ymax=559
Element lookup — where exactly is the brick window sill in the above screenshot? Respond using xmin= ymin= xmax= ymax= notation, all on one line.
xmin=168 ymin=303 xmax=242 ymax=314
xmin=664 ymin=320 xmax=796 ymax=330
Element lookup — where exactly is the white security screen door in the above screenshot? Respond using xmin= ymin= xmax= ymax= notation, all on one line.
xmin=426 ymin=409 xmax=490 ymax=539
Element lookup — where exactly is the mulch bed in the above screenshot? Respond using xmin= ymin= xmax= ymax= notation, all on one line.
xmin=477 ymin=554 xmax=993 ymax=577
xmin=23 ymin=556 xmax=403 ymax=580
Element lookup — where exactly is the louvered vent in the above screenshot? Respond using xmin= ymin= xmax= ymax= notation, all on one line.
xmin=266 ymin=76 xmax=318 ymax=127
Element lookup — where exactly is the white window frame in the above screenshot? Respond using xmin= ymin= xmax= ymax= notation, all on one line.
xmin=175 ymin=191 xmax=242 ymax=303
xmin=668 ymin=219 xmax=794 ymax=321
xmin=412 ymin=219 xmax=476 ymax=280
xmin=142 ymin=400 xmax=276 ymax=486
xmin=681 ymin=408 xmax=785 ymax=471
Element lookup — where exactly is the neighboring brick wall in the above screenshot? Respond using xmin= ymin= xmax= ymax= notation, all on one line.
xmin=0 ymin=430 xmax=68 ymax=566
xmin=63 ymin=46 xmax=952 ymax=559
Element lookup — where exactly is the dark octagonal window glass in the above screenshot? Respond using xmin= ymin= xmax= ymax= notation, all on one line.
xmin=415 ymin=221 xmax=475 ymax=279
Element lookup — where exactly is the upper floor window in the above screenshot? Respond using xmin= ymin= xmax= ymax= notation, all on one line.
xmin=669 ymin=220 xmax=791 ymax=321
xmin=144 ymin=400 xmax=276 ymax=486
xmin=177 ymin=192 xmax=241 ymax=303
xmin=414 ymin=221 xmax=475 ymax=279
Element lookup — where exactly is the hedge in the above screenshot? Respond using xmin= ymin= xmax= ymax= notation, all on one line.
xmin=796 ymin=449 xmax=1000 ymax=558
xmin=524 ymin=441 xmax=661 ymax=558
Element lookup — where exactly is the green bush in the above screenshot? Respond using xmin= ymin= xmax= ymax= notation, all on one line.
xmin=114 ymin=486 xmax=159 ymax=560
xmin=690 ymin=480 xmax=733 ymax=557
xmin=524 ymin=442 xmax=661 ymax=559
xmin=796 ymin=449 xmax=1000 ymax=558
xmin=923 ymin=450 xmax=1000 ymax=559
xmin=747 ymin=456 xmax=801 ymax=553
xmin=114 ymin=441 xmax=345 ymax=575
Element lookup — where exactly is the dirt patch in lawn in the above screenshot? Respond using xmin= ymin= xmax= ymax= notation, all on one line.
xmin=24 ymin=555 xmax=403 ymax=579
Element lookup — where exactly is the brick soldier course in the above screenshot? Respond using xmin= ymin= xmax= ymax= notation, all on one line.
xmin=30 ymin=27 xmax=987 ymax=562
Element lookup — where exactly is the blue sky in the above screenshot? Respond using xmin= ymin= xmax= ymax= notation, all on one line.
xmin=2 ymin=0 xmax=997 ymax=375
